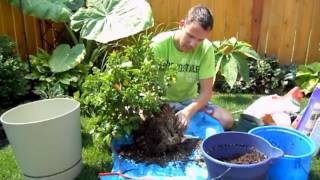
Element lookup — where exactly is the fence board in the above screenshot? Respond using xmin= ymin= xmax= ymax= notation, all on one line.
xmin=308 ymin=0 xmax=320 ymax=63
xmin=11 ymin=4 xmax=27 ymax=59
xmin=1 ymin=1 xmax=15 ymax=38
xmin=0 ymin=2 xmax=4 ymax=33
xmin=265 ymin=0 xmax=286 ymax=56
xmin=211 ymin=0 xmax=227 ymax=40
xmin=167 ymin=0 xmax=180 ymax=29
xmin=257 ymin=0 xmax=272 ymax=54
xmin=23 ymin=16 xmax=38 ymax=56
xmin=179 ymin=0 xmax=190 ymax=22
xmin=224 ymin=0 xmax=240 ymax=39
xmin=293 ymin=0 xmax=314 ymax=64
xmin=240 ymin=0 xmax=253 ymax=43
xmin=278 ymin=0 xmax=299 ymax=64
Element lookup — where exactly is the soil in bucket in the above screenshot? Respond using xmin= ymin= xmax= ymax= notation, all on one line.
xmin=117 ymin=104 xmax=202 ymax=166
xmin=219 ymin=147 xmax=267 ymax=164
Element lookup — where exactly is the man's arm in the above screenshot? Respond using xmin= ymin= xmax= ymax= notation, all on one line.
xmin=176 ymin=77 xmax=213 ymax=129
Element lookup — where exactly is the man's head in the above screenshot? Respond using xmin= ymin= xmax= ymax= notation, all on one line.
xmin=185 ymin=5 xmax=214 ymax=31
xmin=175 ymin=5 xmax=214 ymax=52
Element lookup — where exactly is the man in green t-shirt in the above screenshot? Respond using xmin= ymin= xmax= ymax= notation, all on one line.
xmin=151 ymin=5 xmax=234 ymax=130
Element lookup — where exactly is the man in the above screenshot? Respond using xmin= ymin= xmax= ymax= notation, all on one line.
xmin=151 ymin=5 xmax=233 ymax=130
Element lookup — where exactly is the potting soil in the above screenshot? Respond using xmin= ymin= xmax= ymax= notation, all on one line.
xmin=100 ymin=112 xmax=224 ymax=180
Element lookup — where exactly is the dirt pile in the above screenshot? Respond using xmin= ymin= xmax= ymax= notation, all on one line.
xmin=118 ymin=104 xmax=201 ymax=166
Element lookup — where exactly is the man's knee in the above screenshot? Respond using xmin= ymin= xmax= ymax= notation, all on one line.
xmin=213 ymin=108 xmax=234 ymax=130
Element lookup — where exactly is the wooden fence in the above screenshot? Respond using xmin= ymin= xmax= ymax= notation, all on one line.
xmin=0 ymin=0 xmax=319 ymax=64
xmin=0 ymin=0 xmax=62 ymax=59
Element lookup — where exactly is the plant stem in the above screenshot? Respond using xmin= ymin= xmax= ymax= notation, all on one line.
xmin=85 ymin=40 xmax=94 ymax=61
xmin=64 ymin=22 xmax=78 ymax=45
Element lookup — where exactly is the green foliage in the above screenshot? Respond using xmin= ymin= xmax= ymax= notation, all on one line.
xmin=9 ymin=0 xmax=84 ymax=22
xmin=76 ymin=34 xmax=176 ymax=148
xmin=0 ymin=35 xmax=30 ymax=107
xmin=70 ymin=0 xmax=154 ymax=43
xmin=212 ymin=37 xmax=261 ymax=88
xmin=295 ymin=62 xmax=320 ymax=95
xmin=26 ymin=49 xmax=91 ymax=99
xmin=215 ymin=55 xmax=296 ymax=94
xmin=49 ymin=44 xmax=86 ymax=73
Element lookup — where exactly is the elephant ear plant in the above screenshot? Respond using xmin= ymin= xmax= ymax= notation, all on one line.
xmin=11 ymin=0 xmax=155 ymax=98
xmin=75 ymin=34 xmax=176 ymax=148
xmin=212 ymin=37 xmax=261 ymax=88
xmin=70 ymin=0 xmax=154 ymax=43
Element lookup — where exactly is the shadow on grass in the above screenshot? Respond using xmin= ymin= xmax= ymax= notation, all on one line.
xmin=217 ymin=94 xmax=260 ymax=105
xmin=0 ymin=140 xmax=8 ymax=149
xmin=81 ymin=132 xmax=94 ymax=148
xmin=0 ymin=130 xmax=8 ymax=149
xmin=76 ymin=161 xmax=112 ymax=180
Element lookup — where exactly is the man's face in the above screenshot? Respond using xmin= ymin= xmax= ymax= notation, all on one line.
xmin=178 ymin=21 xmax=211 ymax=52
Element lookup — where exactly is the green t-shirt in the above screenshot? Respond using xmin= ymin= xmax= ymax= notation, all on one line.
xmin=151 ymin=31 xmax=215 ymax=102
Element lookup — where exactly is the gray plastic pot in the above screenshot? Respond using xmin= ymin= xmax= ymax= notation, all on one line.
xmin=0 ymin=98 xmax=82 ymax=180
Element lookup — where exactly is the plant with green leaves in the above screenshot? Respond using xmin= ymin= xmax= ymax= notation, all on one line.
xmin=75 ymin=34 xmax=176 ymax=148
xmin=212 ymin=37 xmax=261 ymax=88
xmin=215 ymin=54 xmax=296 ymax=94
xmin=0 ymin=35 xmax=30 ymax=107
xmin=10 ymin=0 xmax=155 ymax=99
xmin=295 ymin=62 xmax=320 ymax=95
xmin=25 ymin=47 xmax=91 ymax=99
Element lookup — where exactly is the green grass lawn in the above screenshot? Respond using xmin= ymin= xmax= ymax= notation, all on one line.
xmin=0 ymin=93 xmax=319 ymax=179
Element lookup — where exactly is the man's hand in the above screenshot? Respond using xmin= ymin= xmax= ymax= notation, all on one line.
xmin=175 ymin=109 xmax=191 ymax=130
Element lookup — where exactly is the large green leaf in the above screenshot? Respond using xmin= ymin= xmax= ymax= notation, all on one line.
xmin=299 ymin=78 xmax=319 ymax=95
xmin=296 ymin=63 xmax=320 ymax=94
xmin=237 ymin=46 xmax=261 ymax=60
xmin=214 ymin=54 xmax=223 ymax=76
xmin=9 ymin=0 xmax=84 ymax=22
xmin=221 ymin=55 xmax=238 ymax=88
xmin=232 ymin=53 xmax=249 ymax=83
xmin=308 ymin=62 xmax=320 ymax=72
xmin=49 ymin=44 xmax=86 ymax=73
xmin=70 ymin=0 xmax=154 ymax=43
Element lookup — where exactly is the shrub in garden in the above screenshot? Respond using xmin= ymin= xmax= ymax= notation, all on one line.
xmin=216 ymin=54 xmax=296 ymax=94
xmin=0 ymin=35 xmax=30 ymax=107
xmin=75 ymin=34 xmax=176 ymax=148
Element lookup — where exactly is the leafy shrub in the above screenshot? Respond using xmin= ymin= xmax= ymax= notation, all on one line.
xmin=295 ymin=62 xmax=320 ymax=95
xmin=76 ymin=34 xmax=176 ymax=148
xmin=212 ymin=37 xmax=261 ymax=88
xmin=0 ymin=35 xmax=30 ymax=107
xmin=26 ymin=49 xmax=91 ymax=99
xmin=215 ymin=54 xmax=296 ymax=94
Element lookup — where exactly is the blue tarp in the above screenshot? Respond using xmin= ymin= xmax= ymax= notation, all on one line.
xmin=100 ymin=112 xmax=224 ymax=180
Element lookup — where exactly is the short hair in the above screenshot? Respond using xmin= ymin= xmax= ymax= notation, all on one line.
xmin=185 ymin=5 xmax=214 ymax=30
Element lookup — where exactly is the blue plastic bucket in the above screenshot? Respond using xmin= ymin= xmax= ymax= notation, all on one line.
xmin=249 ymin=126 xmax=316 ymax=180
xmin=201 ymin=131 xmax=283 ymax=180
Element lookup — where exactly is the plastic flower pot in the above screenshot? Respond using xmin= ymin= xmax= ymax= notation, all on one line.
xmin=201 ymin=131 xmax=283 ymax=180
xmin=0 ymin=98 xmax=82 ymax=180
